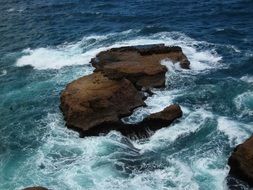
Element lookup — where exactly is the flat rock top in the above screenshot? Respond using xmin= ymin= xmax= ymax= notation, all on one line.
xmin=63 ymin=72 xmax=130 ymax=102
xmin=92 ymin=50 xmax=168 ymax=75
xmin=91 ymin=44 xmax=190 ymax=88
xmin=92 ymin=44 xmax=190 ymax=71
xmin=60 ymin=72 xmax=145 ymax=132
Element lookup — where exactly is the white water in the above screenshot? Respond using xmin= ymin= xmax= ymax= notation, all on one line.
xmin=11 ymin=31 xmax=251 ymax=190
xmin=15 ymin=109 xmax=225 ymax=190
xmin=16 ymin=105 xmax=246 ymax=190
xmin=217 ymin=117 xmax=253 ymax=147
xmin=0 ymin=70 xmax=7 ymax=77
xmin=234 ymin=91 xmax=253 ymax=117
xmin=16 ymin=31 xmax=222 ymax=71
xmin=241 ymin=75 xmax=253 ymax=83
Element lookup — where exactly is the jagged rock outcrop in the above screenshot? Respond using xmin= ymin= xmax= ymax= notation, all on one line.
xmin=60 ymin=44 xmax=189 ymax=137
xmin=228 ymin=135 xmax=253 ymax=187
xmin=91 ymin=44 xmax=190 ymax=89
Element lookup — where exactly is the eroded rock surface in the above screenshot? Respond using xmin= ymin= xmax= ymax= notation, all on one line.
xmin=77 ymin=104 xmax=182 ymax=138
xmin=143 ymin=104 xmax=183 ymax=128
xmin=91 ymin=44 xmax=190 ymax=88
xmin=120 ymin=104 xmax=183 ymax=137
xmin=60 ymin=44 xmax=189 ymax=137
xmin=60 ymin=72 xmax=145 ymax=134
xmin=228 ymin=135 xmax=253 ymax=187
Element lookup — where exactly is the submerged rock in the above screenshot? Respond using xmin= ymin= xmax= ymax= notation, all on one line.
xmin=91 ymin=44 xmax=190 ymax=89
xmin=228 ymin=135 xmax=253 ymax=187
xmin=60 ymin=44 xmax=189 ymax=137
xmin=22 ymin=187 xmax=48 ymax=190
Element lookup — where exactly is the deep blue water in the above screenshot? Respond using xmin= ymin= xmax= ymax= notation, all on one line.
xmin=0 ymin=0 xmax=253 ymax=189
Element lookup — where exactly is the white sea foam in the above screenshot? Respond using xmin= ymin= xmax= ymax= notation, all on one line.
xmin=16 ymin=47 xmax=100 ymax=70
xmin=240 ymin=75 xmax=253 ymax=83
xmin=217 ymin=117 xmax=253 ymax=147
xmin=132 ymin=108 xmax=228 ymax=190
xmin=215 ymin=28 xmax=225 ymax=32
xmin=134 ymin=108 xmax=213 ymax=151
xmin=7 ymin=8 xmax=15 ymax=12
xmin=87 ymin=160 xmax=199 ymax=190
xmin=229 ymin=45 xmax=241 ymax=53
xmin=16 ymin=31 xmax=222 ymax=71
xmin=7 ymin=7 xmax=25 ymax=13
xmin=112 ymin=33 xmax=222 ymax=72
xmin=161 ymin=60 xmax=182 ymax=73
xmin=122 ymin=88 xmax=184 ymax=124
xmin=14 ymin=110 xmax=236 ymax=190
xmin=0 ymin=70 xmax=7 ymax=77
xmin=15 ymin=113 xmax=119 ymax=189
xmin=15 ymin=113 xmax=201 ymax=190
xmin=193 ymin=157 xmax=229 ymax=190
xmin=234 ymin=91 xmax=253 ymax=117
xmin=13 ymin=30 xmax=228 ymax=190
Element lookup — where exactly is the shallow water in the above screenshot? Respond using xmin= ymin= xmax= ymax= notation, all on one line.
xmin=0 ymin=0 xmax=253 ymax=189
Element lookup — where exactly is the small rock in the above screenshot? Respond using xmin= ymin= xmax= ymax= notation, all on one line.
xmin=22 ymin=187 xmax=48 ymax=190
xmin=143 ymin=104 xmax=183 ymax=128
xmin=120 ymin=104 xmax=183 ymax=138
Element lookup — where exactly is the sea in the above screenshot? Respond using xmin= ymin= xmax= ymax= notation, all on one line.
xmin=0 ymin=0 xmax=253 ymax=189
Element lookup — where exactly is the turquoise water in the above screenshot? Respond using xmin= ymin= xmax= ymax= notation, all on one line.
xmin=0 ymin=1 xmax=253 ymax=189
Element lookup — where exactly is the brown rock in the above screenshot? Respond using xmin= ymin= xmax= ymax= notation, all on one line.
xmin=60 ymin=45 xmax=188 ymax=137
xmin=228 ymin=135 xmax=253 ymax=187
xmin=120 ymin=104 xmax=183 ymax=137
xmin=60 ymin=72 xmax=145 ymax=135
xmin=91 ymin=44 xmax=190 ymax=89
xmin=143 ymin=104 xmax=183 ymax=128
xmin=60 ymin=72 xmax=182 ymax=137
xmin=79 ymin=104 xmax=182 ymax=138
xmin=22 ymin=187 xmax=48 ymax=190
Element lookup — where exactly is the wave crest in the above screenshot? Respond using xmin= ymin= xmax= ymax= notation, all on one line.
xmin=16 ymin=30 xmax=222 ymax=71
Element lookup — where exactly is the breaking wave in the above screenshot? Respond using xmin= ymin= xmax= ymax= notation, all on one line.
xmin=234 ymin=91 xmax=253 ymax=118
xmin=0 ymin=70 xmax=7 ymax=77
xmin=16 ymin=31 xmax=222 ymax=71
xmin=6 ymin=29 xmax=249 ymax=190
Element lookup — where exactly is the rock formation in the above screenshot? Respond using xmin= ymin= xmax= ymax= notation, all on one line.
xmin=60 ymin=72 xmax=145 ymax=134
xmin=143 ymin=104 xmax=183 ymax=128
xmin=91 ymin=44 xmax=190 ymax=88
xmin=117 ymin=104 xmax=183 ymax=138
xmin=60 ymin=44 xmax=189 ymax=137
xmin=22 ymin=187 xmax=48 ymax=190
xmin=228 ymin=135 xmax=253 ymax=187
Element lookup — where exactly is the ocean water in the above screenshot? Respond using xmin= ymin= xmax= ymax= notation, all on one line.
xmin=0 ymin=0 xmax=253 ymax=189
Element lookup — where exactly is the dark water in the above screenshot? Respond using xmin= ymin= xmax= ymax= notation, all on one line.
xmin=0 ymin=0 xmax=253 ymax=189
